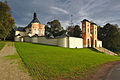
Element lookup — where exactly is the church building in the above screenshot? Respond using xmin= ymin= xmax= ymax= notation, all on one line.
xmin=14 ymin=12 xmax=102 ymax=48
xmin=82 ymin=19 xmax=98 ymax=48
xmin=25 ymin=12 xmax=45 ymax=37
xmin=15 ymin=12 xmax=45 ymax=41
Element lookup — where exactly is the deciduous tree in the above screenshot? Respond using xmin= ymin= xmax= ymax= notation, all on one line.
xmin=0 ymin=1 xmax=15 ymax=40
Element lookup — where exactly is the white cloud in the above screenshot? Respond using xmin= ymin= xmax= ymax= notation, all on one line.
xmin=8 ymin=0 xmax=120 ymax=28
xmin=51 ymin=6 xmax=69 ymax=14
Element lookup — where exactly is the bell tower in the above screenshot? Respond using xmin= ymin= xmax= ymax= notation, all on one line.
xmin=82 ymin=19 xmax=91 ymax=47
xmin=90 ymin=23 xmax=97 ymax=47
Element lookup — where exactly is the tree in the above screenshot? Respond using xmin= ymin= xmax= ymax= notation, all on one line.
xmin=98 ymin=23 xmax=120 ymax=53
xmin=67 ymin=25 xmax=82 ymax=38
xmin=46 ymin=19 xmax=66 ymax=38
xmin=67 ymin=26 xmax=74 ymax=37
xmin=73 ymin=25 xmax=82 ymax=38
xmin=0 ymin=1 xmax=15 ymax=40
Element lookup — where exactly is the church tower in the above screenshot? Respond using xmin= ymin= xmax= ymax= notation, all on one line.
xmin=25 ymin=12 xmax=45 ymax=36
xmin=90 ymin=23 xmax=97 ymax=47
xmin=82 ymin=19 xmax=91 ymax=47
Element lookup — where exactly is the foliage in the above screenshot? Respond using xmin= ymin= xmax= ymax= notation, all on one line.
xmin=15 ymin=42 xmax=120 ymax=80
xmin=0 ymin=41 xmax=5 ymax=50
xmin=73 ymin=25 xmax=82 ymax=38
xmin=98 ymin=23 xmax=120 ymax=53
xmin=67 ymin=25 xmax=82 ymax=38
xmin=0 ymin=1 xmax=15 ymax=40
xmin=46 ymin=20 xmax=66 ymax=38
xmin=6 ymin=27 xmax=15 ymax=41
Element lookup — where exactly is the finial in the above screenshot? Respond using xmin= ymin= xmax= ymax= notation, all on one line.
xmin=33 ymin=9 xmax=37 ymax=19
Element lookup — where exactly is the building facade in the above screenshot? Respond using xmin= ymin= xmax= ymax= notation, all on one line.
xmin=82 ymin=19 xmax=101 ymax=48
xmin=15 ymin=12 xmax=45 ymax=40
xmin=25 ymin=12 xmax=45 ymax=37
xmin=14 ymin=13 xmax=102 ymax=48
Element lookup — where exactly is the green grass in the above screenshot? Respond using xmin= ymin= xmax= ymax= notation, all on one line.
xmin=0 ymin=41 xmax=5 ymax=50
xmin=15 ymin=42 xmax=120 ymax=80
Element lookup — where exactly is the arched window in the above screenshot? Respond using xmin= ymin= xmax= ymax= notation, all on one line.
xmin=95 ymin=40 xmax=97 ymax=47
xmin=88 ymin=39 xmax=90 ymax=47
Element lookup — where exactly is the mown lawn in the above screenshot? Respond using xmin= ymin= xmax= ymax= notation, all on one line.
xmin=15 ymin=42 xmax=120 ymax=80
xmin=0 ymin=41 xmax=5 ymax=50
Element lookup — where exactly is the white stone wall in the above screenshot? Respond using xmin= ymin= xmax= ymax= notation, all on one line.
xmin=69 ymin=37 xmax=83 ymax=48
xmin=14 ymin=37 xmax=20 ymax=42
xmin=24 ymin=37 xmax=32 ymax=42
xmin=57 ymin=37 xmax=83 ymax=48
xmin=58 ymin=37 xmax=68 ymax=48
xmin=32 ymin=37 xmax=38 ymax=43
xmin=37 ymin=37 xmax=58 ymax=46
xmin=15 ymin=31 xmax=25 ymax=36
xmin=23 ymin=37 xmax=83 ymax=48
xmin=97 ymin=40 xmax=102 ymax=47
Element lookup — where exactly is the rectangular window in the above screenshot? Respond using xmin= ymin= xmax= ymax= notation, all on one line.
xmin=83 ymin=24 xmax=85 ymax=26
xmin=83 ymin=28 xmax=85 ymax=33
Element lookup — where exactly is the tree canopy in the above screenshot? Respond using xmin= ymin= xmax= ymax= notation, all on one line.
xmin=67 ymin=25 xmax=82 ymax=38
xmin=98 ymin=23 xmax=120 ymax=53
xmin=0 ymin=1 xmax=15 ymax=40
xmin=45 ymin=20 xmax=66 ymax=38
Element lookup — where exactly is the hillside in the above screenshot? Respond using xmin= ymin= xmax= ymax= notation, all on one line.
xmin=15 ymin=42 xmax=120 ymax=80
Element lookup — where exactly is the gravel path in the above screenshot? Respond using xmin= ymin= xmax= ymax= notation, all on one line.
xmin=0 ymin=42 xmax=32 ymax=80
xmin=105 ymin=63 xmax=120 ymax=80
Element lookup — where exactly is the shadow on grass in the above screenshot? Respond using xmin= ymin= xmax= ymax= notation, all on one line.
xmin=89 ymin=48 xmax=105 ymax=54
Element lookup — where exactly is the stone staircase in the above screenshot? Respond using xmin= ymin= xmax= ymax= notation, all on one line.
xmin=95 ymin=47 xmax=118 ymax=56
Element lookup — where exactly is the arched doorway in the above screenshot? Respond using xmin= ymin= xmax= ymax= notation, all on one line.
xmin=95 ymin=40 xmax=97 ymax=47
xmin=91 ymin=38 xmax=93 ymax=47
xmin=88 ymin=39 xmax=89 ymax=47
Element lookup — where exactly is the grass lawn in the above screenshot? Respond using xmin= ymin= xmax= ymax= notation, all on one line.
xmin=0 ymin=41 xmax=5 ymax=50
xmin=15 ymin=42 xmax=120 ymax=80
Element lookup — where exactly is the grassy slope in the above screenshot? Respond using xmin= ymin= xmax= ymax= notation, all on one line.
xmin=15 ymin=42 xmax=120 ymax=80
xmin=0 ymin=41 xmax=5 ymax=50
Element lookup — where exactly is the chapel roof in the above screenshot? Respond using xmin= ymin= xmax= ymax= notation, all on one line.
xmin=15 ymin=27 xmax=25 ymax=31
xmin=25 ymin=12 xmax=40 ymax=28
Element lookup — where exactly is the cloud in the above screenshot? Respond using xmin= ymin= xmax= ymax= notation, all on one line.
xmin=51 ymin=6 xmax=69 ymax=14
xmin=7 ymin=0 xmax=120 ymax=28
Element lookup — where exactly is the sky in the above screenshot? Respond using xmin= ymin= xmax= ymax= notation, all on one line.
xmin=1 ymin=0 xmax=120 ymax=29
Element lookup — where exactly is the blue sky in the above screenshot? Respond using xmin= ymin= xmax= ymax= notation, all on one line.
xmin=2 ymin=0 xmax=120 ymax=28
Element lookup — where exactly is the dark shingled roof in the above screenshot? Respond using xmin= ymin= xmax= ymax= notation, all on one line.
xmin=82 ymin=19 xmax=98 ymax=26
xmin=32 ymin=34 xmax=39 ymax=37
xmin=91 ymin=22 xmax=98 ymax=26
xmin=15 ymin=27 xmax=25 ymax=31
xmin=26 ymin=12 xmax=40 ymax=28
xmin=81 ymin=19 xmax=90 ymax=22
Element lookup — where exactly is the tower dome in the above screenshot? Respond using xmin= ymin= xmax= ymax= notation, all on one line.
xmin=26 ymin=12 xmax=40 ymax=28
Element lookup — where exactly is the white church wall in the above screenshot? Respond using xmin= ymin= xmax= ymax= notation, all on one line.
xmin=37 ymin=37 xmax=58 ymax=46
xmin=97 ymin=40 xmax=102 ymax=47
xmin=24 ymin=37 xmax=32 ymax=42
xmin=32 ymin=37 xmax=38 ymax=43
xmin=22 ymin=36 xmax=84 ymax=49
xmin=58 ymin=37 xmax=68 ymax=48
xmin=14 ymin=37 xmax=20 ymax=42
xmin=58 ymin=37 xmax=83 ymax=48
xmin=15 ymin=31 xmax=25 ymax=36
xmin=69 ymin=37 xmax=83 ymax=48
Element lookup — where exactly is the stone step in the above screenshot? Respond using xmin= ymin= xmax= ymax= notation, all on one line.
xmin=95 ymin=47 xmax=118 ymax=56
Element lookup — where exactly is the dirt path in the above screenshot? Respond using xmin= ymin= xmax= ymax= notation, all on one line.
xmin=105 ymin=63 xmax=120 ymax=80
xmin=91 ymin=60 xmax=120 ymax=80
xmin=0 ymin=42 xmax=32 ymax=80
